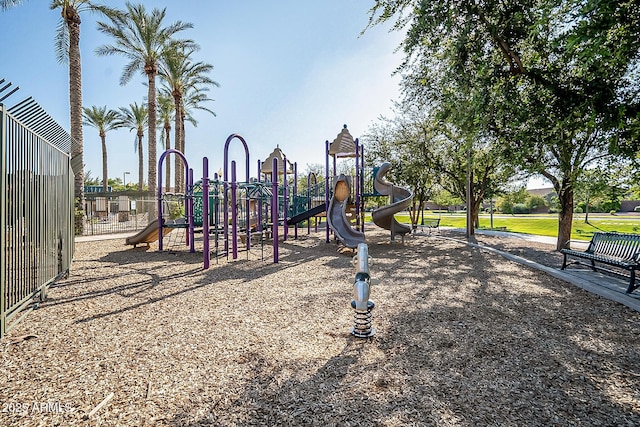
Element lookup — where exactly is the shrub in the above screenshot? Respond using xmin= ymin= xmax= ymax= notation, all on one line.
xmin=610 ymin=210 xmax=617 ymax=215
xmin=602 ymin=200 xmax=621 ymax=213
xmin=512 ymin=203 xmax=530 ymax=214
xmin=496 ymin=198 xmax=513 ymax=214
xmin=634 ymin=206 xmax=640 ymax=212
xmin=573 ymin=207 xmax=583 ymax=214
xmin=525 ymin=194 xmax=547 ymax=210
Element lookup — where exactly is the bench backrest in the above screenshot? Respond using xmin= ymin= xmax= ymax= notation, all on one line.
xmin=588 ymin=232 xmax=640 ymax=261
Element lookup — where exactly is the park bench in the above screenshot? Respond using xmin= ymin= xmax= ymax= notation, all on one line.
xmin=421 ymin=218 xmax=440 ymax=235
xmin=560 ymin=232 xmax=640 ymax=294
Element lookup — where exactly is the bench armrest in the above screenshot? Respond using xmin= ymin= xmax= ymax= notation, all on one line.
xmin=633 ymin=251 xmax=640 ymax=263
xmin=562 ymin=240 xmax=572 ymax=249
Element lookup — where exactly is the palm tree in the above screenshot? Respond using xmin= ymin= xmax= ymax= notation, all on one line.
xmin=119 ymin=102 xmax=148 ymax=191
xmin=1 ymin=0 xmax=116 ymax=233
xmin=159 ymin=45 xmax=218 ymax=190
xmin=157 ymin=92 xmax=174 ymax=190
xmin=180 ymin=84 xmax=217 ymax=152
xmin=95 ymin=2 xmax=195 ymax=195
xmin=82 ymin=105 xmax=123 ymax=192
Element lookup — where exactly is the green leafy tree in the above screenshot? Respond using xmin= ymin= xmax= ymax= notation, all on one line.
xmin=367 ymin=0 xmax=640 ymax=249
xmin=119 ymin=102 xmax=148 ymax=191
xmin=82 ymin=105 xmax=124 ymax=192
xmin=365 ymin=103 xmax=515 ymax=232
xmin=95 ymin=2 xmax=195 ymax=194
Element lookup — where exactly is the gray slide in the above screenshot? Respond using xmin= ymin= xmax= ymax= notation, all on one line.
xmin=372 ymin=162 xmax=413 ymax=235
xmin=327 ymin=174 xmax=365 ymax=248
xmin=125 ymin=218 xmax=174 ymax=248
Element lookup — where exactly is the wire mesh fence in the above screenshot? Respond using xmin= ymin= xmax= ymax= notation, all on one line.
xmin=80 ymin=192 xmax=157 ymax=236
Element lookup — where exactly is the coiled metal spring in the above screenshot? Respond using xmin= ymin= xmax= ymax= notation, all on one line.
xmin=351 ymin=300 xmax=375 ymax=338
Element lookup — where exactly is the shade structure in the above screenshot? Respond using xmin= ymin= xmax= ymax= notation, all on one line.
xmin=261 ymin=145 xmax=293 ymax=175
xmin=328 ymin=125 xmax=356 ymax=158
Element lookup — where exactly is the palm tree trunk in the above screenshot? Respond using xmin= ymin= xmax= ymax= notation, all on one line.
xmin=147 ymin=71 xmax=157 ymax=195
xmin=101 ymin=134 xmax=108 ymax=193
xmin=165 ymin=125 xmax=171 ymax=191
xmin=138 ymin=132 xmax=144 ymax=191
xmin=173 ymin=93 xmax=183 ymax=191
xmin=66 ymin=7 xmax=85 ymax=233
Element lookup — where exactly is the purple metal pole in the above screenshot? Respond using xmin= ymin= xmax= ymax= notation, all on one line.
xmin=188 ymin=168 xmax=194 ymax=251
xmin=157 ymin=148 xmax=190 ymax=252
xmin=360 ymin=144 xmax=365 ymax=236
xmin=257 ymin=159 xmax=262 ymax=233
xmin=223 ymin=134 xmax=251 ymax=256
xmin=272 ymin=158 xmax=278 ymax=263
xmin=293 ymin=162 xmax=298 ymax=239
xmin=203 ymin=158 xmax=210 ymax=269
xmin=283 ymin=155 xmax=288 ymax=241
xmin=214 ymin=173 xmax=220 ymax=263
xmin=325 ymin=140 xmax=330 ymax=243
xmin=355 ymin=138 xmax=360 ymax=231
xmin=231 ymin=160 xmax=238 ymax=260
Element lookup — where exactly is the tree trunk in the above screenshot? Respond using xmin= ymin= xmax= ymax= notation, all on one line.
xmin=584 ymin=195 xmax=590 ymax=223
xmin=147 ymin=71 xmax=157 ymax=195
xmin=67 ymin=8 xmax=84 ymax=233
xmin=471 ymin=198 xmax=482 ymax=230
xmin=557 ymin=184 xmax=574 ymax=250
xmin=101 ymin=133 xmax=108 ymax=193
xmin=410 ymin=197 xmax=423 ymax=232
xmin=173 ymin=91 xmax=183 ymax=192
xmin=164 ymin=125 xmax=171 ymax=191
xmin=137 ymin=131 xmax=144 ymax=191
xmin=466 ymin=147 xmax=474 ymax=237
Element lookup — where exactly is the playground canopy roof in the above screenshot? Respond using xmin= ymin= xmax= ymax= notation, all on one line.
xmin=328 ymin=125 xmax=357 ymax=158
xmin=261 ymin=146 xmax=293 ymax=175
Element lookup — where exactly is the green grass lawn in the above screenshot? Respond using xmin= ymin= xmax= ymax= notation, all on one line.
xmin=364 ymin=212 xmax=640 ymax=241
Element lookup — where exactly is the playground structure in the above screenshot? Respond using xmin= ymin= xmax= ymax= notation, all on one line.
xmin=325 ymin=125 xmax=414 ymax=248
xmin=126 ymin=125 xmax=414 ymax=266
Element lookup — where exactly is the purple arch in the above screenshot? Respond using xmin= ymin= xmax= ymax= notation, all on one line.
xmin=157 ymin=149 xmax=193 ymax=252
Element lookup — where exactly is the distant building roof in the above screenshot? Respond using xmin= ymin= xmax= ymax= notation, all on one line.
xmin=527 ymin=187 xmax=554 ymax=197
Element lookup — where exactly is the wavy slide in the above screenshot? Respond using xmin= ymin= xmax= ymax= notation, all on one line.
xmin=372 ymin=162 xmax=413 ymax=236
xmin=327 ymin=174 xmax=365 ymax=249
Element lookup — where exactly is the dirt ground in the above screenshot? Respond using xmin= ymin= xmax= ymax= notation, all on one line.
xmin=1 ymin=227 xmax=639 ymax=426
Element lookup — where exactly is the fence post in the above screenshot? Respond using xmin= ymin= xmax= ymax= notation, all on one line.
xmin=1 ymin=105 xmax=6 ymax=338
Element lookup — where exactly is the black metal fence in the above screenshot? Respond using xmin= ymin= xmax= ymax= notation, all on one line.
xmin=81 ymin=191 xmax=156 ymax=236
xmin=1 ymin=98 xmax=74 ymax=338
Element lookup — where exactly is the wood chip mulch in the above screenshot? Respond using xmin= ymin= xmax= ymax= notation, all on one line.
xmin=1 ymin=227 xmax=639 ymax=426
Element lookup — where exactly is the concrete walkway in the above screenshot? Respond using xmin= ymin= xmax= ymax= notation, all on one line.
xmin=443 ymin=228 xmax=640 ymax=312
xmin=76 ymin=232 xmax=137 ymax=243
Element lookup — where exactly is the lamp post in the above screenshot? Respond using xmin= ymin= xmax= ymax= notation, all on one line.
xmin=123 ymin=171 xmax=130 ymax=189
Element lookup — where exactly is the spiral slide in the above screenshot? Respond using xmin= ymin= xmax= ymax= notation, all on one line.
xmin=372 ymin=162 xmax=413 ymax=236
xmin=327 ymin=174 xmax=365 ymax=248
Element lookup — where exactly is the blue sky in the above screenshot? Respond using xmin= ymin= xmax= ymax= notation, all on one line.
xmin=0 ymin=1 xmax=406 ymax=186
